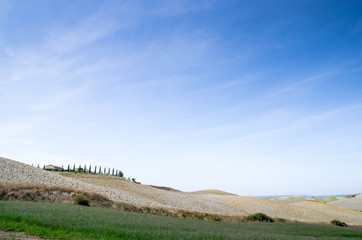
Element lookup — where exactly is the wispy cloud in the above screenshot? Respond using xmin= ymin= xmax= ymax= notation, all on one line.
xmin=182 ymin=73 xmax=262 ymax=98
xmin=266 ymin=71 xmax=338 ymax=98
xmin=173 ymin=103 xmax=362 ymax=144
xmin=145 ymin=0 xmax=216 ymax=17
xmin=44 ymin=9 xmax=122 ymax=54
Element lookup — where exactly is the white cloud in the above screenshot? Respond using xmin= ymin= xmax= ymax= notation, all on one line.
xmin=267 ymin=70 xmax=338 ymax=98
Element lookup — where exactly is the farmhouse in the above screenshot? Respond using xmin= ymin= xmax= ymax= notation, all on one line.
xmin=44 ymin=165 xmax=63 ymax=171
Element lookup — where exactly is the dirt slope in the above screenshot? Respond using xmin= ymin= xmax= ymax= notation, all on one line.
xmin=0 ymin=157 xmax=241 ymax=215
xmin=329 ymin=194 xmax=362 ymax=212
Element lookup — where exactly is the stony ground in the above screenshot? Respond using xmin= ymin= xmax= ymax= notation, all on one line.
xmin=1 ymin=157 xmax=362 ymax=225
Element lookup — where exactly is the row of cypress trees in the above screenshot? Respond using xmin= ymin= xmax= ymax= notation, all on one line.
xmin=67 ymin=164 xmax=124 ymax=177
xmin=39 ymin=164 xmax=124 ymax=177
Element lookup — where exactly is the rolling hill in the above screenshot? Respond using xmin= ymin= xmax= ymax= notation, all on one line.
xmin=1 ymin=157 xmax=362 ymax=225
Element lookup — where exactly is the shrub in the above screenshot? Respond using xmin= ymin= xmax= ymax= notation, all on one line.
xmin=331 ymin=220 xmax=347 ymax=227
xmin=246 ymin=213 xmax=274 ymax=222
xmin=75 ymin=195 xmax=90 ymax=207
xmin=276 ymin=218 xmax=286 ymax=223
xmin=204 ymin=213 xmax=222 ymax=221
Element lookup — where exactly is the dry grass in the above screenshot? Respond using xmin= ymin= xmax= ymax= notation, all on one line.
xmin=0 ymin=184 xmax=233 ymax=222
xmin=0 ymin=183 xmax=294 ymax=224
xmin=149 ymin=185 xmax=181 ymax=192
xmin=0 ymin=183 xmax=113 ymax=208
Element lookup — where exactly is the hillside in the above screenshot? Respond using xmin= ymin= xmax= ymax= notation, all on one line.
xmin=1 ymin=157 xmax=362 ymax=225
xmin=329 ymin=194 xmax=362 ymax=212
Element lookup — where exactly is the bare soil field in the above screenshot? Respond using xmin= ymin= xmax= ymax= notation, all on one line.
xmin=1 ymin=157 xmax=362 ymax=225
xmin=329 ymin=194 xmax=362 ymax=212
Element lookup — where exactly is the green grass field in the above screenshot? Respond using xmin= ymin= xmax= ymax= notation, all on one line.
xmin=1 ymin=201 xmax=362 ymax=240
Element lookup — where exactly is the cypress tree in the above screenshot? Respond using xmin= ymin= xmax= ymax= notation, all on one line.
xmin=104 ymin=168 xmax=106 ymax=175
xmin=84 ymin=164 xmax=86 ymax=173
xmin=43 ymin=165 xmax=45 ymax=170
xmin=119 ymin=170 xmax=123 ymax=178
xmin=67 ymin=164 xmax=70 ymax=172
xmin=116 ymin=170 xmax=118 ymax=176
xmin=94 ymin=166 xmax=97 ymax=174
xmin=73 ymin=164 xmax=76 ymax=172
xmin=37 ymin=164 xmax=40 ymax=168
xmin=108 ymin=168 xmax=110 ymax=175
xmin=112 ymin=168 xmax=114 ymax=176
xmin=89 ymin=165 xmax=92 ymax=174
xmin=78 ymin=165 xmax=81 ymax=173
xmin=99 ymin=166 xmax=102 ymax=174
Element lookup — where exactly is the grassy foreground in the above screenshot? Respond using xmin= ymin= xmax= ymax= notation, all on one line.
xmin=1 ymin=201 xmax=362 ymax=240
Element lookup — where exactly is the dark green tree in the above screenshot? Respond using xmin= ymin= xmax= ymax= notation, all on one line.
xmin=94 ymin=166 xmax=97 ymax=174
xmin=73 ymin=164 xmax=76 ymax=172
xmin=78 ymin=165 xmax=81 ymax=173
xmin=112 ymin=168 xmax=114 ymax=176
xmin=89 ymin=165 xmax=92 ymax=174
xmin=119 ymin=170 xmax=124 ymax=178
xmin=99 ymin=166 xmax=102 ymax=174
xmin=84 ymin=164 xmax=86 ymax=173
xmin=108 ymin=168 xmax=110 ymax=175
xmin=67 ymin=165 xmax=70 ymax=172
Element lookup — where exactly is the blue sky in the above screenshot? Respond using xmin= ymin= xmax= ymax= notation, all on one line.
xmin=1 ymin=0 xmax=362 ymax=196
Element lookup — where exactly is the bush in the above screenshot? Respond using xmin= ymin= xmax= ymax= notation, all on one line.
xmin=75 ymin=195 xmax=90 ymax=207
xmin=246 ymin=213 xmax=274 ymax=222
xmin=204 ymin=213 xmax=222 ymax=222
xmin=276 ymin=218 xmax=286 ymax=222
xmin=331 ymin=220 xmax=347 ymax=227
